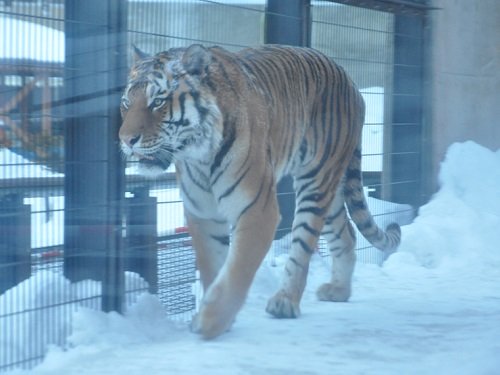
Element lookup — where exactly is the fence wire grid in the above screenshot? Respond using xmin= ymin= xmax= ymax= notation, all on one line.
xmin=0 ymin=0 xmax=426 ymax=371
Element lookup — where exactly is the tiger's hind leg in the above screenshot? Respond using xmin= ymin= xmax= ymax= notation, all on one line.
xmin=266 ymin=181 xmax=329 ymax=318
xmin=316 ymin=187 xmax=356 ymax=302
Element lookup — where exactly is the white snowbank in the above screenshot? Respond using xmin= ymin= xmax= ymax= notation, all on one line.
xmin=397 ymin=141 xmax=500 ymax=270
xmin=0 ymin=272 xmax=148 ymax=369
xmin=2 ymin=140 xmax=500 ymax=374
xmin=0 ymin=17 xmax=64 ymax=63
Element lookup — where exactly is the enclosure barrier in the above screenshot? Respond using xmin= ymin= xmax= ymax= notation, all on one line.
xmin=0 ymin=0 xmax=429 ymax=370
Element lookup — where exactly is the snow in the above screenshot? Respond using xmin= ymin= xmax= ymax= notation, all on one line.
xmin=0 ymin=17 xmax=64 ymax=63
xmin=0 ymin=148 xmax=63 ymax=179
xmin=0 ymin=271 xmax=149 ymax=370
xmin=2 ymin=140 xmax=500 ymax=374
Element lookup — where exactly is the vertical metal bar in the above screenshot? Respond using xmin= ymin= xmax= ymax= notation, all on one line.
xmin=63 ymin=0 xmax=127 ymax=312
xmin=0 ymin=194 xmax=31 ymax=294
xmin=390 ymin=13 xmax=424 ymax=206
xmin=102 ymin=0 xmax=128 ymax=314
xmin=265 ymin=0 xmax=311 ymax=46
xmin=125 ymin=188 xmax=158 ymax=294
xmin=419 ymin=12 xmax=435 ymax=204
xmin=264 ymin=0 xmax=310 ymax=240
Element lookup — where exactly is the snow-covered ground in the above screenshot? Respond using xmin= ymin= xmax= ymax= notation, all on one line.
xmin=2 ymin=140 xmax=499 ymax=374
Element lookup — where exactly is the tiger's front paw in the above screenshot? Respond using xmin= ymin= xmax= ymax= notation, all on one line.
xmin=190 ymin=307 xmax=233 ymax=339
xmin=316 ymin=282 xmax=351 ymax=302
xmin=266 ymin=290 xmax=301 ymax=318
xmin=190 ymin=283 xmax=236 ymax=339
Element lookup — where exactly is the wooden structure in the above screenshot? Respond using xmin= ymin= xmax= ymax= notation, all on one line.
xmin=0 ymin=16 xmax=64 ymax=170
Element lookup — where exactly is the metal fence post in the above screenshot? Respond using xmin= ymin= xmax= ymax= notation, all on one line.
xmin=265 ymin=0 xmax=311 ymax=46
xmin=63 ymin=0 xmax=127 ymax=312
xmin=125 ymin=188 xmax=158 ymax=294
xmin=0 ymin=194 xmax=31 ymax=294
xmin=265 ymin=0 xmax=310 ymax=239
xmin=390 ymin=13 xmax=425 ymax=207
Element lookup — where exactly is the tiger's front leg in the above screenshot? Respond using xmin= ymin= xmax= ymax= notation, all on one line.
xmin=191 ymin=187 xmax=279 ymax=339
xmin=185 ymin=212 xmax=230 ymax=291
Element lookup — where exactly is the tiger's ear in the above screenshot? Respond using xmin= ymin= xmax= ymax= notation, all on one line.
xmin=131 ymin=44 xmax=150 ymax=63
xmin=182 ymin=44 xmax=211 ymax=76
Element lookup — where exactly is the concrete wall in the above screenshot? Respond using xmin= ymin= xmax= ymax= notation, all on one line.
xmin=429 ymin=0 xmax=500 ymax=188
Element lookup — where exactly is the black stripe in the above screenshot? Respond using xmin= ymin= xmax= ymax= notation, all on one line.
xmin=299 ymin=140 xmax=308 ymax=162
xmin=292 ymin=238 xmax=314 ymax=254
xmin=296 ymin=82 xmax=337 ymax=181
xmin=296 ymin=205 xmax=327 ymax=217
xmin=210 ymin=118 xmax=236 ymax=176
xmin=345 ymin=167 xmax=362 ymax=181
xmin=178 ymin=92 xmax=187 ymax=123
xmin=356 ymin=219 xmax=374 ymax=232
xmin=347 ymin=198 xmax=367 ymax=212
xmin=211 ymin=234 xmax=230 ymax=246
xmin=185 ymin=164 xmax=210 ymax=192
xmin=321 ymin=230 xmax=339 ymax=239
xmin=289 ymin=257 xmax=305 ymax=269
xmin=236 ymin=177 xmax=265 ymax=223
xmin=217 ymin=166 xmax=251 ymax=202
xmin=240 ymin=61 xmax=275 ymax=105
xmin=293 ymin=222 xmax=320 ymax=237
xmin=324 ymin=206 xmax=345 ymax=225
xmin=190 ymin=90 xmax=209 ymax=122
xmin=300 ymin=191 xmax=327 ymax=204
xmin=180 ymin=180 xmax=199 ymax=210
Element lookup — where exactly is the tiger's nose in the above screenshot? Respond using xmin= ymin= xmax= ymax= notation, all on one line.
xmin=121 ymin=134 xmax=141 ymax=148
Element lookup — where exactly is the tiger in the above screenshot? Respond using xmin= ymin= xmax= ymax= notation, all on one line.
xmin=119 ymin=44 xmax=401 ymax=339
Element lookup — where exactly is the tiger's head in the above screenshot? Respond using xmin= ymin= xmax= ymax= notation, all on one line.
xmin=119 ymin=44 xmax=223 ymax=176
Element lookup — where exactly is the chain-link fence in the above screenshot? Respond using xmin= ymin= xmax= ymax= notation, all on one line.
xmin=0 ymin=0 xmax=427 ymax=370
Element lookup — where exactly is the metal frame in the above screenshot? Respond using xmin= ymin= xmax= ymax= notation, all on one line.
xmin=329 ymin=0 xmax=437 ymax=15
xmin=265 ymin=0 xmax=311 ymax=46
xmin=389 ymin=11 xmax=426 ymax=206
xmin=0 ymin=1 xmax=432 ymax=369
xmin=63 ymin=0 xmax=127 ymax=312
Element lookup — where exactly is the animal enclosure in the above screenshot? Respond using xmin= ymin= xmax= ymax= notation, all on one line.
xmin=0 ymin=0 xmax=429 ymax=370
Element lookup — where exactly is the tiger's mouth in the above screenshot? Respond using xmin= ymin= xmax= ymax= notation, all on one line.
xmin=134 ymin=152 xmax=172 ymax=171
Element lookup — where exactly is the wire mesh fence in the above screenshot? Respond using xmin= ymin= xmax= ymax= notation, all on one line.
xmin=0 ymin=0 xmax=425 ymax=371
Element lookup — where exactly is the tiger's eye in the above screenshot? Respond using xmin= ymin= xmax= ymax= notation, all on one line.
xmin=153 ymin=98 xmax=164 ymax=108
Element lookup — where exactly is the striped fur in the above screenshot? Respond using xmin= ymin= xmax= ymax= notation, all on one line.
xmin=119 ymin=44 xmax=401 ymax=338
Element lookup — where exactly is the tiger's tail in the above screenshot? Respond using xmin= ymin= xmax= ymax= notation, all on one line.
xmin=343 ymin=147 xmax=401 ymax=253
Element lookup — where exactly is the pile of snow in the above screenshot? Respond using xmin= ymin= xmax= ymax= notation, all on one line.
xmin=0 ymin=272 xmax=148 ymax=369
xmin=399 ymin=141 xmax=500 ymax=271
xmin=3 ymin=141 xmax=500 ymax=374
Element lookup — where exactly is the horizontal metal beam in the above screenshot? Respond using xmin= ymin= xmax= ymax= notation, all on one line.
xmin=0 ymin=174 xmax=177 ymax=197
xmin=326 ymin=0 xmax=439 ymax=15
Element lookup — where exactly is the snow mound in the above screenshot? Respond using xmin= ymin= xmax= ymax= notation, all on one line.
xmin=396 ymin=141 xmax=500 ymax=270
xmin=3 ymin=141 xmax=500 ymax=375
